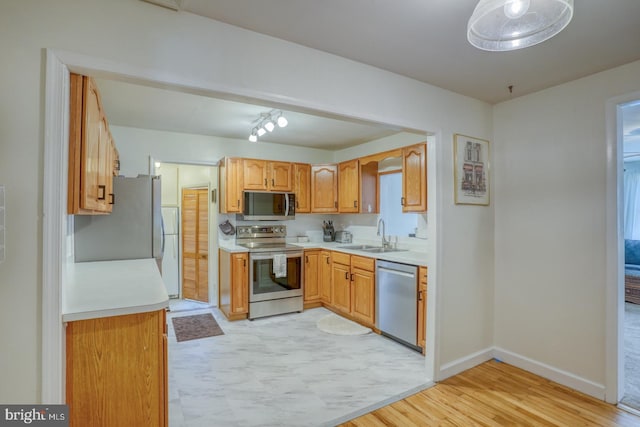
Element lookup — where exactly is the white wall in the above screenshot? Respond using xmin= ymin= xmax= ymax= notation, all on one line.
xmin=493 ymin=60 xmax=640 ymax=396
xmin=0 ymin=0 xmax=492 ymax=402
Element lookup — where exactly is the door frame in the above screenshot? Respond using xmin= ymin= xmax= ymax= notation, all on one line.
xmin=43 ymin=48 xmax=438 ymax=404
xmin=605 ymin=90 xmax=640 ymax=404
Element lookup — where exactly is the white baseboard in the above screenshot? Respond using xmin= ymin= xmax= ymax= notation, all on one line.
xmin=438 ymin=347 xmax=494 ymax=380
xmin=493 ymin=347 xmax=606 ymax=400
xmin=437 ymin=346 xmax=606 ymax=401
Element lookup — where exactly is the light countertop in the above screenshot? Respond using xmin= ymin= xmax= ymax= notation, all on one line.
xmin=63 ymin=258 xmax=169 ymax=322
xmin=219 ymin=240 xmax=427 ymax=267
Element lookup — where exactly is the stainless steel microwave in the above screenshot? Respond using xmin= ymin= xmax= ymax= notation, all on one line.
xmin=240 ymin=192 xmax=295 ymax=220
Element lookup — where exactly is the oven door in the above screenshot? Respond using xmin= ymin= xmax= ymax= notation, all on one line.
xmin=249 ymin=251 xmax=303 ymax=302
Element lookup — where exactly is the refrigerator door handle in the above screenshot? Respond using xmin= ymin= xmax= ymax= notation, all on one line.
xmin=161 ymin=215 xmax=166 ymax=255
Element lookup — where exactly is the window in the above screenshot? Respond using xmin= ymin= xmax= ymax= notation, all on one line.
xmin=379 ymin=172 xmax=418 ymax=236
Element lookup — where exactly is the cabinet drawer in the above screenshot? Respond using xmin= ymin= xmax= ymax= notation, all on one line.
xmin=331 ymin=251 xmax=351 ymax=265
xmin=351 ymin=255 xmax=375 ymax=272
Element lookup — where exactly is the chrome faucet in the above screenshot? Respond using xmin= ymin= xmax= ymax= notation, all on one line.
xmin=377 ymin=218 xmax=390 ymax=248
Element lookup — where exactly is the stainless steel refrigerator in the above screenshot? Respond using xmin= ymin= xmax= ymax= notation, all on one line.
xmin=161 ymin=207 xmax=180 ymax=298
xmin=74 ymin=175 xmax=163 ymax=268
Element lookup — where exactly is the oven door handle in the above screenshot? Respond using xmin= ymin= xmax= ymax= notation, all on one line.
xmin=250 ymin=251 xmax=303 ymax=261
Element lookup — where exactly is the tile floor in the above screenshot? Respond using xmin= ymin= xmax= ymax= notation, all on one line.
xmin=166 ymin=307 xmax=430 ymax=427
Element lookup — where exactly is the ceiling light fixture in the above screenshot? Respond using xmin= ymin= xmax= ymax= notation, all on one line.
xmin=248 ymin=110 xmax=288 ymax=142
xmin=467 ymin=0 xmax=574 ymax=51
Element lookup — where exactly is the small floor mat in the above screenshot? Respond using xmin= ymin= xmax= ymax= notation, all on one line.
xmin=316 ymin=313 xmax=372 ymax=336
xmin=172 ymin=313 xmax=224 ymax=342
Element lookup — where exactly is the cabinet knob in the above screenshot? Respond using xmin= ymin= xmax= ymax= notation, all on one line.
xmin=401 ymin=197 xmax=405 ymax=206
xmin=97 ymin=185 xmax=106 ymax=201
xmin=350 ymin=273 xmax=354 ymax=282
xmin=353 ymin=200 xmax=358 ymax=208
xmin=109 ymin=193 xmax=114 ymax=205
xmin=344 ymin=272 xmax=349 ymax=280
xmin=264 ymin=178 xmax=267 ymax=186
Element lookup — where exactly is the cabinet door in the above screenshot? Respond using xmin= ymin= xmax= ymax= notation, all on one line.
xmin=351 ymin=267 xmax=375 ymax=325
xmin=417 ymin=266 xmax=427 ymax=352
xmin=79 ymin=76 xmax=103 ymax=211
xmin=66 ymin=310 xmax=166 ymax=427
xmin=270 ymin=161 xmax=293 ymax=192
xmin=220 ymin=158 xmax=243 ymax=213
xmin=304 ymin=250 xmax=320 ymax=302
xmin=96 ymin=115 xmax=112 ymax=212
xmin=338 ymin=159 xmax=360 ymax=213
xmin=320 ymin=251 xmax=332 ymax=304
xmin=243 ymin=159 xmax=268 ymax=190
xmin=294 ymin=163 xmax=311 ymax=213
xmin=331 ymin=261 xmax=351 ymax=314
xmin=231 ymin=253 xmax=248 ymax=314
xmin=311 ymin=164 xmax=338 ymax=213
xmin=402 ymin=143 xmax=427 ymax=212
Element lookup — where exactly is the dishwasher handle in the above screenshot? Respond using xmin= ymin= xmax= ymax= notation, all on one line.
xmin=377 ymin=266 xmax=416 ymax=279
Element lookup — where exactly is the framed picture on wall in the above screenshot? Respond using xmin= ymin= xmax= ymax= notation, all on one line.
xmin=454 ymin=134 xmax=490 ymax=206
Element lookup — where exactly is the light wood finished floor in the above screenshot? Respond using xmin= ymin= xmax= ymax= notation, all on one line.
xmin=341 ymin=360 xmax=640 ymax=426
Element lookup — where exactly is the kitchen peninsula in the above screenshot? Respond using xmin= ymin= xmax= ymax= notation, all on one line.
xmin=63 ymin=258 xmax=169 ymax=427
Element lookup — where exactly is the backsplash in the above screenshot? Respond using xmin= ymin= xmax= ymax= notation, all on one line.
xmin=218 ymin=212 xmax=428 ymax=252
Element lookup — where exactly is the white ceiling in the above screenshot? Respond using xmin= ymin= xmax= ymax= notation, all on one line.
xmin=97 ymin=0 xmax=640 ymax=150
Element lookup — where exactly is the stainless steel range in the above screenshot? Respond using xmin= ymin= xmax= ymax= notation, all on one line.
xmin=236 ymin=225 xmax=303 ymax=319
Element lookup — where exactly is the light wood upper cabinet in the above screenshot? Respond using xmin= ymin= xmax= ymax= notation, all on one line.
xmin=338 ymin=159 xmax=360 ymax=213
xmin=270 ymin=161 xmax=293 ymax=191
xmin=68 ymin=73 xmax=119 ymax=215
xmin=66 ymin=309 xmax=168 ymax=427
xmin=243 ymin=159 xmax=268 ymax=190
xmin=293 ymin=163 xmax=311 ymax=213
xmin=243 ymin=159 xmax=292 ymax=192
xmin=402 ymin=143 xmax=427 ymax=212
xmin=311 ymin=164 xmax=338 ymax=213
xmin=219 ymin=157 xmax=243 ymax=213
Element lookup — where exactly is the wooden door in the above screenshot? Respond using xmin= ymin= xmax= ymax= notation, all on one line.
xmin=294 ymin=163 xmax=311 ymax=213
xmin=304 ymin=250 xmax=320 ymax=303
xmin=269 ymin=161 xmax=293 ymax=191
xmin=231 ymin=253 xmax=248 ymax=314
xmin=402 ymin=143 xmax=427 ymax=212
xmin=338 ymin=159 xmax=359 ymax=213
xmin=311 ymin=164 xmax=338 ymax=213
xmin=351 ymin=267 xmax=375 ymax=326
xmin=243 ymin=159 xmax=268 ymax=190
xmin=320 ymin=251 xmax=332 ymax=304
xmin=331 ymin=261 xmax=351 ymax=314
xmin=182 ymin=188 xmax=209 ymax=302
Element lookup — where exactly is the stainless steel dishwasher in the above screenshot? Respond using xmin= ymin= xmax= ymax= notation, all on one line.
xmin=376 ymin=260 xmax=420 ymax=352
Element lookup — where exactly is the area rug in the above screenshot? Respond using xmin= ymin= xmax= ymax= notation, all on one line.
xmin=172 ymin=313 xmax=224 ymax=342
xmin=316 ymin=313 xmax=371 ymax=336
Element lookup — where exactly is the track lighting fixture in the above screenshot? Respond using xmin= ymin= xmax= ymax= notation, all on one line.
xmin=248 ymin=110 xmax=289 ymax=142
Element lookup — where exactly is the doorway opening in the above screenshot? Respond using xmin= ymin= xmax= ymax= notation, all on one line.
xmin=620 ymin=99 xmax=640 ymax=411
xmin=154 ymin=161 xmax=218 ymax=313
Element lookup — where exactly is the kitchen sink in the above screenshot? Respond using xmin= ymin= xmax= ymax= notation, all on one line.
xmin=361 ymin=247 xmax=408 ymax=253
xmin=338 ymin=244 xmax=381 ymax=250
xmin=338 ymin=244 xmax=408 ymax=253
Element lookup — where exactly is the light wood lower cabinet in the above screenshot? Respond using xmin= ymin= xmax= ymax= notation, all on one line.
xmin=417 ymin=266 xmax=427 ymax=354
xmin=66 ymin=309 xmax=168 ymax=427
xmin=303 ymin=250 xmax=321 ymax=306
xmin=319 ymin=250 xmax=332 ymax=304
xmin=218 ymin=249 xmax=249 ymax=320
xmin=330 ymin=251 xmax=375 ymax=327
